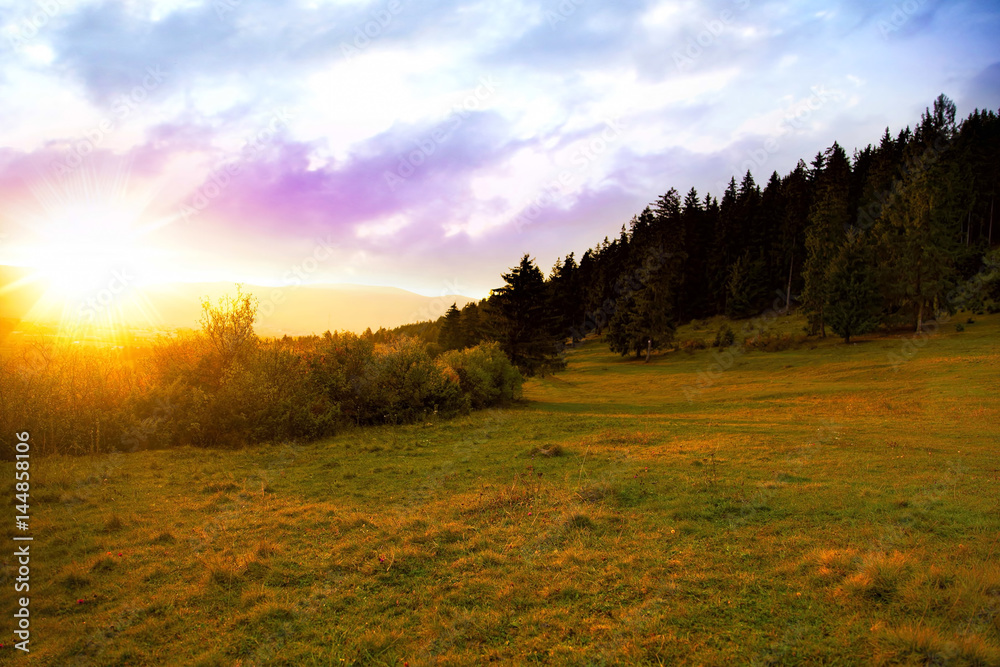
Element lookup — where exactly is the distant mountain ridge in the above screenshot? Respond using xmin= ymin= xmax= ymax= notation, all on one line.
xmin=0 ymin=266 xmax=474 ymax=336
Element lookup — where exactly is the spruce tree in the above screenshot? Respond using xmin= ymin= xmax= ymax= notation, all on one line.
xmin=484 ymin=255 xmax=564 ymax=376
xmin=825 ymin=231 xmax=881 ymax=343
xmin=802 ymin=142 xmax=851 ymax=336
xmin=438 ymin=303 xmax=464 ymax=351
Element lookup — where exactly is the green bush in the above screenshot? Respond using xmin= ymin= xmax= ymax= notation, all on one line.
xmin=196 ymin=342 xmax=339 ymax=447
xmin=360 ymin=336 xmax=467 ymax=423
xmin=713 ymin=324 xmax=735 ymax=348
xmin=440 ymin=341 xmax=523 ymax=410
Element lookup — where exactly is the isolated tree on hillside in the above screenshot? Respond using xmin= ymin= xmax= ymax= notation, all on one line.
xmin=825 ymin=231 xmax=881 ymax=343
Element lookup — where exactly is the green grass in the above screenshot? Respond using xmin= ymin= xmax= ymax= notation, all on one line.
xmin=4 ymin=312 xmax=1000 ymax=665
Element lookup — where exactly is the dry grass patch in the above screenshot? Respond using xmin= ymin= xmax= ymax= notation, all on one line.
xmin=576 ymin=482 xmax=614 ymax=503
xmin=841 ymin=551 xmax=913 ymax=602
xmin=199 ymin=548 xmax=272 ymax=587
xmin=530 ymin=443 xmax=566 ymax=457
xmin=565 ymin=513 xmax=596 ymax=531
xmin=59 ymin=563 xmax=92 ymax=591
xmin=879 ymin=624 xmax=1000 ymax=666
xmin=102 ymin=513 xmax=125 ymax=533
xmin=151 ymin=530 xmax=176 ymax=545
xmin=254 ymin=538 xmax=281 ymax=559
xmin=809 ymin=547 xmax=859 ymax=580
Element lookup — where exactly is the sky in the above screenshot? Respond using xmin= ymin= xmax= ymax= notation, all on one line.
xmin=0 ymin=0 xmax=998 ymax=303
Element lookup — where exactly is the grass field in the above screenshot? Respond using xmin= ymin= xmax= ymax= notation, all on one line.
xmin=4 ymin=313 xmax=1000 ymax=665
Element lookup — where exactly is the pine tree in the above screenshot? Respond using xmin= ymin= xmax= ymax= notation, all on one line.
xmin=459 ymin=302 xmax=483 ymax=348
xmin=726 ymin=249 xmax=766 ymax=319
xmin=484 ymin=255 xmax=564 ymax=376
xmin=547 ymin=253 xmax=584 ymax=342
xmin=825 ymin=231 xmax=881 ymax=343
xmin=438 ymin=303 xmax=464 ymax=351
xmin=802 ymin=142 xmax=851 ymax=336
xmin=779 ymin=160 xmax=812 ymax=312
xmin=881 ymin=94 xmax=963 ymax=330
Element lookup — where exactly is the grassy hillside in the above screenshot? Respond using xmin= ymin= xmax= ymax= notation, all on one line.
xmin=5 ymin=313 xmax=999 ymax=665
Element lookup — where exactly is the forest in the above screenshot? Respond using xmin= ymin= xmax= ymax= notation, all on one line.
xmin=402 ymin=94 xmax=999 ymax=370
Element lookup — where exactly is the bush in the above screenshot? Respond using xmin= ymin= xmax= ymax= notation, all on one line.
xmin=440 ymin=341 xmax=523 ymax=410
xmin=713 ymin=324 xmax=735 ymax=348
xmin=0 ymin=289 xmax=528 ymax=456
xmin=955 ymin=323 xmax=965 ymax=332
xmin=362 ymin=336 xmax=467 ymax=423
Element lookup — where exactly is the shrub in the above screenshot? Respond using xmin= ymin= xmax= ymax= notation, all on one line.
xmin=0 ymin=288 xmax=527 ymax=456
xmin=440 ymin=341 xmax=523 ymax=410
xmin=199 ymin=342 xmax=339 ymax=447
xmin=713 ymin=324 xmax=735 ymax=348
xmin=362 ymin=336 xmax=467 ymax=423
xmin=955 ymin=323 xmax=965 ymax=332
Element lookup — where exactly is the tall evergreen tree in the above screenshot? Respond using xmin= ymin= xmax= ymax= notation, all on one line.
xmin=779 ymin=160 xmax=812 ymax=312
xmin=825 ymin=231 xmax=881 ymax=343
xmin=484 ymin=255 xmax=564 ymax=376
xmin=802 ymin=142 xmax=851 ymax=336
xmin=881 ymin=95 xmax=964 ymax=329
xmin=459 ymin=302 xmax=483 ymax=348
xmin=438 ymin=303 xmax=464 ymax=351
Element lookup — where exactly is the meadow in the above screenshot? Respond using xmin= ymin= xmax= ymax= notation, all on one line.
xmin=3 ymin=312 xmax=999 ymax=665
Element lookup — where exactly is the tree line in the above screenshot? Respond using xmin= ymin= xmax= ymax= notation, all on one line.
xmin=405 ymin=94 xmax=999 ymax=370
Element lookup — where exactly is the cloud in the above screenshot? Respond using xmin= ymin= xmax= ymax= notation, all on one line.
xmin=2 ymin=0 xmax=999 ymax=298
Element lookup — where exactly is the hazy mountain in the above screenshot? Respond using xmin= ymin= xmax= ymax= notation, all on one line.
xmin=0 ymin=266 xmax=474 ymax=336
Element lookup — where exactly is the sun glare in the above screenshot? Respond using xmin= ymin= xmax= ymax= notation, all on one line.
xmin=9 ymin=164 xmax=177 ymax=340
xmin=32 ymin=203 xmax=146 ymax=299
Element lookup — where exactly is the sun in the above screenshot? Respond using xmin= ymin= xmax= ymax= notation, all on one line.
xmin=30 ymin=202 xmax=148 ymax=300
xmin=13 ymin=193 xmax=172 ymax=337
xmin=2 ymin=158 xmax=208 ymax=340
